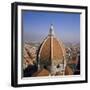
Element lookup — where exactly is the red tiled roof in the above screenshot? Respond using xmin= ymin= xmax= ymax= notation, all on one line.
xmin=39 ymin=36 xmax=65 ymax=61
xmin=65 ymin=66 xmax=73 ymax=75
xmin=32 ymin=69 xmax=49 ymax=77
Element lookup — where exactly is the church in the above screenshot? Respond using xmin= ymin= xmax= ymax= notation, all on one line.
xmin=35 ymin=24 xmax=67 ymax=76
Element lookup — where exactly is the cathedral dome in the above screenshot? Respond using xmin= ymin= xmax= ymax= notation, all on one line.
xmin=37 ymin=24 xmax=66 ymax=75
xmin=38 ymin=24 xmax=65 ymax=62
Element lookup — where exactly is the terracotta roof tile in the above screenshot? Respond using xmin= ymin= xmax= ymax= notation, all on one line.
xmin=32 ymin=69 xmax=49 ymax=76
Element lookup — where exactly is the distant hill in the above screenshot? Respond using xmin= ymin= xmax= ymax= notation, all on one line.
xmin=64 ymin=42 xmax=80 ymax=48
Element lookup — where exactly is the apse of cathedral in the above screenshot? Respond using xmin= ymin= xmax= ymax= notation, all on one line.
xmin=37 ymin=24 xmax=66 ymax=76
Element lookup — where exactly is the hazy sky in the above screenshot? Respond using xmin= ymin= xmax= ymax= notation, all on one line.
xmin=22 ymin=10 xmax=80 ymax=43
